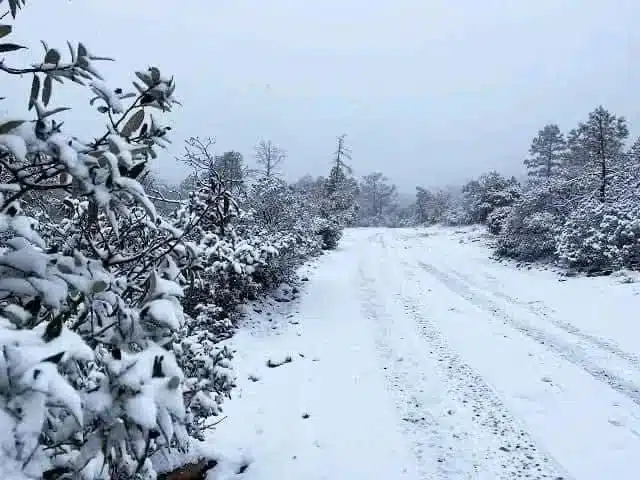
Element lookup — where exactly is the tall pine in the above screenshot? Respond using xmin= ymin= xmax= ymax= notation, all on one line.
xmin=524 ymin=124 xmax=566 ymax=180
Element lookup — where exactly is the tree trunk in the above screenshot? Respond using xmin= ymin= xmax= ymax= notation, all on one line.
xmin=598 ymin=118 xmax=607 ymax=203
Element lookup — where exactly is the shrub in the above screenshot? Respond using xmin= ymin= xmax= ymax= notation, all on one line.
xmin=486 ymin=205 xmax=512 ymax=235
xmin=0 ymin=4 xmax=221 ymax=477
xmin=556 ymin=200 xmax=640 ymax=272
xmin=316 ymin=220 xmax=342 ymax=250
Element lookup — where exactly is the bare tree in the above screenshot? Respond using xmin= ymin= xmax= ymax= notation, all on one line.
xmin=255 ymin=139 xmax=286 ymax=178
xmin=177 ymin=136 xmax=218 ymax=185
xmin=177 ymin=136 xmax=238 ymax=234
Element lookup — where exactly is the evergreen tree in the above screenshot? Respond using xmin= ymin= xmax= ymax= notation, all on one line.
xmin=321 ymin=134 xmax=358 ymax=226
xmin=566 ymin=106 xmax=629 ymax=202
xmin=214 ymin=151 xmax=246 ymax=196
xmin=462 ymin=171 xmax=520 ymax=224
xmin=524 ymin=124 xmax=566 ymax=180
xmin=360 ymin=172 xmax=397 ymax=218
xmin=415 ymin=187 xmax=451 ymax=225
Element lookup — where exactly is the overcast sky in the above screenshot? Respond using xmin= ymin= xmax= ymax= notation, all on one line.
xmin=7 ymin=0 xmax=640 ymax=191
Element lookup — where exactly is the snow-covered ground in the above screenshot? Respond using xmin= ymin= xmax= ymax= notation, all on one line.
xmin=208 ymin=226 xmax=640 ymax=480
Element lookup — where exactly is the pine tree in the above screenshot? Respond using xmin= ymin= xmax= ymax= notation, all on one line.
xmin=567 ymin=106 xmax=629 ymax=202
xmin=360 ymin=172 xmax=397 ymax=218
xmin=524 ymin=124 xmax=566 ymax=179
xmin=321 ymin=134 xmax=358 ymax=225
xmin=214 ymin=151 xmax=246 ymax=196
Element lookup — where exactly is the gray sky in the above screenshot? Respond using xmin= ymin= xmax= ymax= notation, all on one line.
xmin=7 ymin=0 xmax=640 ymax=191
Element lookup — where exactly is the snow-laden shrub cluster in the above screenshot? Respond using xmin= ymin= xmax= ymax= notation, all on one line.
xmin=556 ymin=200 xmax=640 ymax=271
xmin=140 ymin=141 xmax=328 ymax=452
xmin=461 ymin=172 xmax=521 ymax=225
xmin=182 ymin=228 xmax=313 ymax=317
xmin=0 ymin=6 xmax=201 ymax=475
xmin=486 ymin=205 xmax=512 ymax=235
xmin=315 ymin=218 xmax=343 ymax=250
xmin=170 ymin=219 xmax=322 ymax=438
xmin=493 ymin=181 xmax=568 ymax=262
xmin=496 ymin=210 xmax=561 ymax=262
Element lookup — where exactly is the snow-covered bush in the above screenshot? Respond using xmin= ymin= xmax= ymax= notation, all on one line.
xmin=245 ymin=176 xmax=298 ymax=232
xmin=0 ymin=5 xmax=200 ymax=477
xmin=494 ymin=179 xmax=570 ymax=262
xmin=177 ymin=332 xmax=234 ymax=439
xmin=556 ymin=200 xmax=640 ymax=272
xmin=462 ymin=172 xmax=520 ymax=224
xmin=496 ymin=209 xmax=560 ymax=262
xmin=315 ymin=218 xmax=342 ymax=250
xmin=441 ymin=205 xmax=471 ymax=226
xmin=486 ymin=205 xmax=512 ymax=235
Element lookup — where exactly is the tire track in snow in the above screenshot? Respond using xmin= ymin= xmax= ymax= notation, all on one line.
xmin=417 ymin=261 xmax=640 ymax=408
xmin=398 ymin=298 xmax=568 ymax=480
xmin=359 ymin=239 xmax=569 ymax=480
xmin=361 ymin=271 xmax=473 ymax=480
xmin=443 ymin=267 xmax=640 ymax=369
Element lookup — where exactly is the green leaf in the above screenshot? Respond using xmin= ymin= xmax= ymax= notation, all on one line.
xmin=0 ymin=43 xmax=26 ymax=53
xmin=42 ymin=75 xmax=53 ymax=106
xmin=167 ymin=376 xmax=180 ymax=390
xmin=67 ymin=40 xmax=76 ymax=63
xmin=9 ymin=0 xmax=18 ymax=19
xmin=0 ymin=120 xmax=24 ymax=134
xmin=44 ymin=48 xmax=61 ymax=65
xmin=29 ymin=75 xmax=40 ymax=111
xmin=41 ymin=106 xmax=70 ymax=118
xmin=77 ymin=42 xmax=88 ymax=58
xmin=127 ymin=161 xmax=147 ymax=179
xmin=120 ymin=109 xmax=144 ymax=138
xmin=140 ymin=94 xmax=154 ymax=105
xmin=42 ymin=316 xmax=63 ymax=342
xmin=91 ymin=279 xmax=108 ymax=294
xmin=0 ymin=25 xmax=12 ymax=39
xmin=149 ymin=67 xmax=160 ymax=83
xmin=41 ymin=351 xmax=65 ymax=364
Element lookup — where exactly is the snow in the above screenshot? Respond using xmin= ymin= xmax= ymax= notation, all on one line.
xmin=208 ymin=226 xmax=640 ymax=479
xmin=0 ymin=133 xmax=27 ymax=161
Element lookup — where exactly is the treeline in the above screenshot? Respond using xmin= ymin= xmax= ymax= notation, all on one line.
xmin=412 ymin=106 xmax=640 ymax=274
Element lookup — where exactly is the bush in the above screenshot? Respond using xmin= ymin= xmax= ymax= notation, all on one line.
xmin=441 ymin=206 xmax=471 ymax=226
xmin=494 ymin=180 xmax=571 ymax=262
xmin=316 ymin=220 xmax=342 ymax=250
xmin=556 ymin=200 xmax=640 ymax=272
xmin=462 ymin=171 xmax=520 ymax=224
xmin=0 ymin=8 xmax=197 ymax=476
xmin=497 ymin=209 xmax=560 ymax=262
xmin=486 ymin=205 xmax=512 ymax=235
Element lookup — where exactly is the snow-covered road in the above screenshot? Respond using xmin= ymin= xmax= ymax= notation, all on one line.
xmin=211 ymin=227 xmax=640 ymax=480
